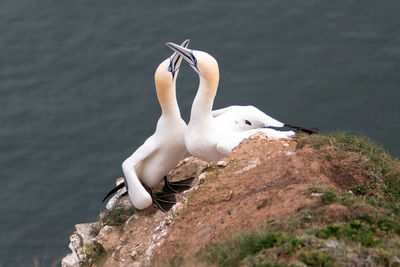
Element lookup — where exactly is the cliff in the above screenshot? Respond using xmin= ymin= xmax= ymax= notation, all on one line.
xmin=62 ymin=133 xmax=400 ymax=266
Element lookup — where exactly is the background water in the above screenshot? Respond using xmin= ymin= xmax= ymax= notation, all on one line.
xmin=1 ymin=0 xmax=399 ymax=265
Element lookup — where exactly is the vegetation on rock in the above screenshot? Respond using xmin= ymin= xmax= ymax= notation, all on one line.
xmin=168 ymin=133 xmax=400 ymax=266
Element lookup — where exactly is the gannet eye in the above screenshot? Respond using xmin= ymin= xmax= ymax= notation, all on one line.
xmin=168 ymin=65 xmax=172 ymax=72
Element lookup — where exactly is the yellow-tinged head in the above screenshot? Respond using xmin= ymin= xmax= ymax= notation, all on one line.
xmin=165 ymin=42 xmax=219 ymax=99
xmin=154 ymin=39 xmax=189 ymax=112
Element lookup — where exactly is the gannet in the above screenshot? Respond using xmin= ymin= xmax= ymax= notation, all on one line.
xmin=103 ymin=40 xmax=193 ymax=211
xmin=166 ymin=42 xmax=306 ymax=162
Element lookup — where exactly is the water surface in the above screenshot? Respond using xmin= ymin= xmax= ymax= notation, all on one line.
xmin=0 ymin=1 xmax=399 ymax=265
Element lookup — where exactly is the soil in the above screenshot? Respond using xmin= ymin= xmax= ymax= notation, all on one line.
xmin=85 ymin=135 xmax=370 ymax=266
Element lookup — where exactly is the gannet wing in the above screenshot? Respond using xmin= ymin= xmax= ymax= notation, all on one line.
xmin=212 ymin=105 xmax=284 ymax=132
xmin=122 ymin=136 xmax=158 ymax=210
xmin=211 ymin=106 xmax=234 ymax=117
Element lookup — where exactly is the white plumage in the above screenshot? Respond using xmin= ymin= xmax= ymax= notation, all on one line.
xmin=166 ymin=42 xmax=294 ymax=162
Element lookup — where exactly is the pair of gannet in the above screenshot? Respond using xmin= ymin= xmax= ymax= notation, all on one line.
xmin=104 ymin=40 xmax=317 ymax=211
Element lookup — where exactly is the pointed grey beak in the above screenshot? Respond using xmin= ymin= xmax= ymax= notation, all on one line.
xmin=166 ymin=42 xmax=198 ymax=71
xmin=168 ymin=39 xmax=190 ymax=78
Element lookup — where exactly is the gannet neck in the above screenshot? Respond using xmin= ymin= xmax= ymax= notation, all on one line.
xmin=156 ymin=81 xmax=180 ymax=117
xmin=154 ymin=61 xmax=181 ymax=117
xmin=190 ymin=74 xmax=218 ymax=122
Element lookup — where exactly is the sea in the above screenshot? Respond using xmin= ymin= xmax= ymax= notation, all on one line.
xmin=1 ymin=0 xmax=399 ymax=265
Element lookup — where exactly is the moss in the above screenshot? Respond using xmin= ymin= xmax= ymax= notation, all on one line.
xmin=166 ymin=133 xmax=400 ymax=266
xmin=352 ymin=184 xmax=369 ymax=195
xmin=80 ymin=241 xmax=107 ymax=266
xmin=300 ymin=250 xmax=335 ymax=267
xmin=320 ymin=191 xmax=337 ymax=205
xmin=315 ymin=220 xmax=377 ymax=247
xmin=168 ymin=256 xmax=184 ymax=267
xmin=255 ymin=263 xmax=299 ymax=267
xmin=297 ymin=132 xmax=400 ymax=215
xmin=204 ymin=232 xmax=284 ymax=266
xmin=102 ymin=205 xmax=135 ymax=226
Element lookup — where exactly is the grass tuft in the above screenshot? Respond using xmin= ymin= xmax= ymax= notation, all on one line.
xmin=320 ymin=190 xmax=337 ymax=205
xmin=102 ymin=205 xmax=135 ymax=226
xmin=297 ymin=132 xmax=400 ymax=215
xmin=300 ymin=250 xmax=334 ymax=267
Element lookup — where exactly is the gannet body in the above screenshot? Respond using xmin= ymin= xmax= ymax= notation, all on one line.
xmin=166 ymin=42 xmax=295 ymax=162
xmin=121 ymin=40 xmax=190 ymax=210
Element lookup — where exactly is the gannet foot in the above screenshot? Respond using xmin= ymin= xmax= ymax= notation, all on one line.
xmin=162 ymin=176 xmax=195 ymax=194
xmin=151 ymin=190 xmax=177 ymax=212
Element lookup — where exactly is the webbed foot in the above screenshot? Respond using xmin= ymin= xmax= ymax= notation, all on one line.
xmin=152 ymin=190 xmax=176 ymax=212
xmin=162 ymin=176 xmax=195 ymax=194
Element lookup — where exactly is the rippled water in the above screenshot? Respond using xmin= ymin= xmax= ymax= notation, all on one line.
xmin=1 ymin=0 xmax=399 ymax=265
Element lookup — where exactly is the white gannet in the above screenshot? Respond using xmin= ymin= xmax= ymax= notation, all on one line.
xmin=166 ymin=42 xmax=303 ymax=162
xmin=103 ymin=40 xmax=193 ymax=211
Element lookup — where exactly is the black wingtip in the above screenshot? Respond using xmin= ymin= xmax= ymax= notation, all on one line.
xmin=102 ymin=182 xmax=126 ymax=203
xmin=284 ymin=124 xmax=319 ymax=135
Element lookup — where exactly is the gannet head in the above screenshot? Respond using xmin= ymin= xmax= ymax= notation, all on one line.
xmin=155 ymin=39 xmax=190 ymax=87
xmin=165 ymin=42 xmax=219 ymax=92
xmin=154 ymin=40 xmax=189 ymax=109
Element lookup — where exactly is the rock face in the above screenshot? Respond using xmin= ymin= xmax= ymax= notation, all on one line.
xmin=62 ymin=135 xmax=371 ymax=266
xmin=62 ymin=157 xmax=208 ymax=267
xmin=62 ymin=134 xmax=400 ymax=266
xmin=62 ymin=222 xmax=103 ymax=266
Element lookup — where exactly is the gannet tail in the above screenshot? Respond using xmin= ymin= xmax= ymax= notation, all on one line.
xmin=102 ymin=182 xmax=125 ymax=202
xmin=284 ymin=124 xmax=319 ymax=135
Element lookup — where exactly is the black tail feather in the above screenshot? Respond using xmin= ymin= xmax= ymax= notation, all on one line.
xmin=284 ymin=124 xmax=319 ymax=135
xmin=102 ymin=182 xmax=126 ymax=202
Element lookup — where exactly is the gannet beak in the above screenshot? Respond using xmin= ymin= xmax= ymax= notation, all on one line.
xmin=168 ymin=39 xmax=190 ymax=78
xmin=166 ymin=42 xmax=198 ymax=72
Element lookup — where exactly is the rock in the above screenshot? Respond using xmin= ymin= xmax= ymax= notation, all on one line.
xmin=69 ymin=233 xmax=85 ymax=261
xmin=227 ymin=208 xmax=233 ymax=215
xmin=198 ymin=225 xmax=215 ymax=236
xmin=217 ymin=160 xmax=227 ymax=167
xmin=311 ymin=192 xmax=323 ymax=198
xmin=233 ymin=158 xmax=261 ymax=174
xmin=198 ymin=173 xmax=206 ymax=184
xmin=325 ymin=239 xmax=339 ymax=248
xmin=75 ymin=222 xmax=101 ymax=244
xmin=61 ymin=252 xmax=79 ymax=267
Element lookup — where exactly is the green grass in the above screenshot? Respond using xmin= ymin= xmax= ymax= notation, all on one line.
xmin=196 ymin=133 xmax=400 ymax=266
xmin=315 ymin=220 xmax=377 ymax=247
xmin=80 ymin=241 xmax=107 ymax=266
xmin=297 ymin=132 xmax=400 ymax=215
xmin=159 ymin=133 xmax=400 ymax=266
xmin=320 ymin=190 xmax=337 ymax=205
xmin=300 ymin=250 xmax=334 ymax=267
xmin=101 ymin=205 xmax=135 ymax=226
xmin=204 ymin=232 xmax=285 ymax=267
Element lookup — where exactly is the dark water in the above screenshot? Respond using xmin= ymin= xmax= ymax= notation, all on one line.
xmin=1 ymin=0 xmax=399 ymax=265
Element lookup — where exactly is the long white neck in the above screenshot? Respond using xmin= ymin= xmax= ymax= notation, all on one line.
xmin=157 ymin=81 xmax=181 ymax=118
xmin=190 ymin=75 xmax=216 ymax=124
